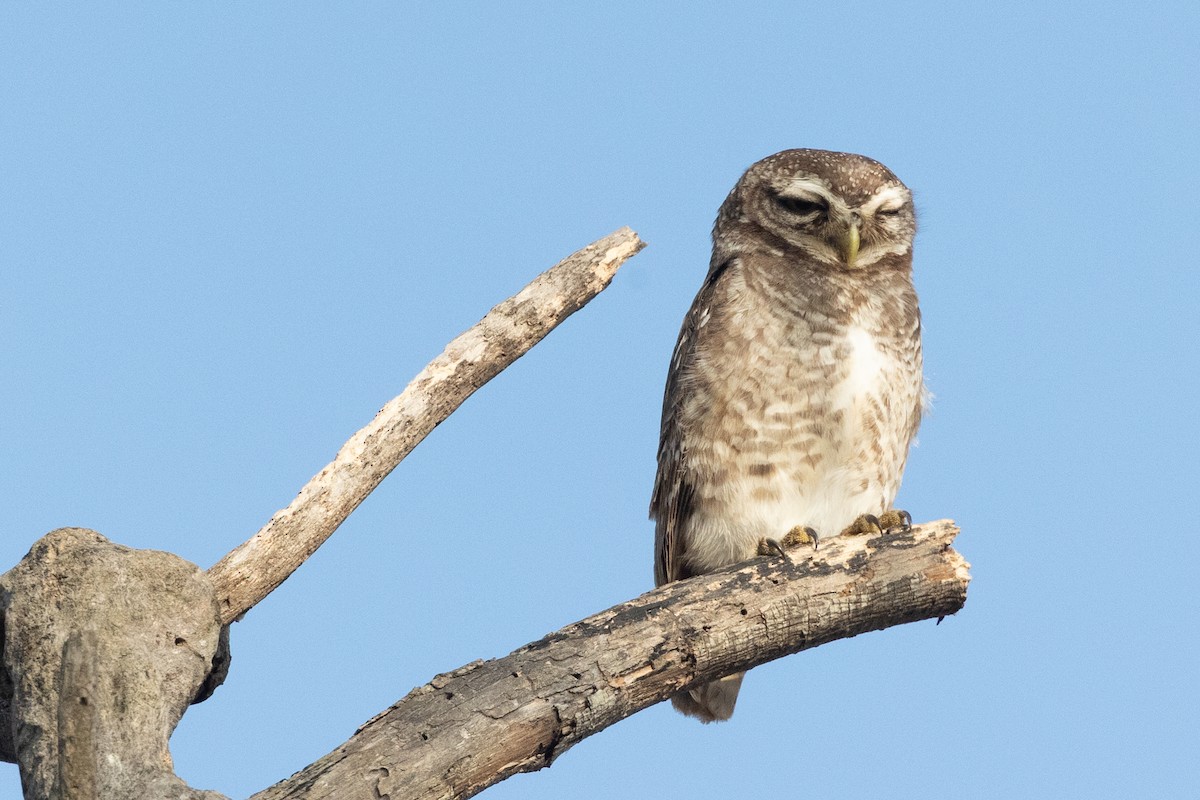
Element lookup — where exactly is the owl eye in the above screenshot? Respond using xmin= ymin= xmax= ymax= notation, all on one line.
xmin=775 ymin=195 xmax=828 ymax=216
xmin=876 ymin=205 xmax=903 ymax=216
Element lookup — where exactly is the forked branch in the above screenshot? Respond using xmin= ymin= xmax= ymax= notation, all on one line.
xmin=207 ymin=228 xmax=646 ymax=624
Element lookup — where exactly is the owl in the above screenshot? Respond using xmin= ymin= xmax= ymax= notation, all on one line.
xmin=649 ymin=149 xmax=924 ymax=722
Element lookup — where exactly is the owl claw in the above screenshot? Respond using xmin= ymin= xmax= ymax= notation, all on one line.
xmin=757 ymin=525 xmax=820 ymax=559
xmin=781 ymin=525 xmax=820 ymax=551
xmin=878 ymin=509 xmax=913 ymax=535
xmin=757 ymin=538 xmax=788 ymax=559
xmin=841 ymin=511 xmax=914 ymax=537
xmin=840 ymin=513 xmax=884 ymax=537
xmin=840 ymin=515 xmax=888 ymax=534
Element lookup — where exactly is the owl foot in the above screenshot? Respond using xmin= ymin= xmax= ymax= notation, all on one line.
xmin=757 ymin=538 xmax=787 ymax=558
xmin=757 ymin=525 xmax=820 ymax=558
xmin=882 ymin=509 xmax=913 ymax=533
xmin=840 ymin=513 xmax=882 ymax=536
xmin=839 ymin=510 xmax=912 ymax=537
xmin=782 ymin=525 xmax=820 ymax=549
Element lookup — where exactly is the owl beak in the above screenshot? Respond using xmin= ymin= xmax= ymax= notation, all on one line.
xmin=840 ymin=221 xmax=861 ymax=268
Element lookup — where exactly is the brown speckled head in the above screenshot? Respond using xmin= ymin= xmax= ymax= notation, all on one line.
xmin=712 ymin=148 xmax=916 ymax=274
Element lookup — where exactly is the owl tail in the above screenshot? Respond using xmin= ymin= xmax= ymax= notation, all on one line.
xmin=670 ymin=672 xmax=744 ymax=723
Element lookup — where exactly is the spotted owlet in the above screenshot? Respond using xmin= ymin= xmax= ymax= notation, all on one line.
xmin=649 ymin=149 xmax=924 ymax=722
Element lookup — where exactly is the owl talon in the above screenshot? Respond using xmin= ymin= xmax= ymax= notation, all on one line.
xmin=840 ymin=514 xmax=884 ymax=537
xmin=781 ymin=525 xmax=820 ymax=551
xmin=878 ymin=509 xmax=913 ymax=534
xmin=757 ymin=538 xmax=788 ymax=558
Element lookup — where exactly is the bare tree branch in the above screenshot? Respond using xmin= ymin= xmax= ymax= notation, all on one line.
xmin=207 ymin=228 xmax=647 ymax=624
xmin=249 ymin=520 xmax=969 ymax=800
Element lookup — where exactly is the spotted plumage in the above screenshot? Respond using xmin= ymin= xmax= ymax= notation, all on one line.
xmin=650 ymin=149 xmax=924 ymax=722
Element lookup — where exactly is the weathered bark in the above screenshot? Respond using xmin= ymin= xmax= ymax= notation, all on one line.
xmin=207 ymin=227 xmax=646 ymax=625
xmin=0 ymin=529 xmax=229 ymax=800
xmin=250 ymin=520 xmax=968 ymax=800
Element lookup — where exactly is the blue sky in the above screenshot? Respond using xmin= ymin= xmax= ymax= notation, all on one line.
xmin=2 ymin=3 xmax=1197 ymax=798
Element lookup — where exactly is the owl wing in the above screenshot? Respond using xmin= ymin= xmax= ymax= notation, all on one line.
xmin=650 ymin=259 xmax=734 ymax=586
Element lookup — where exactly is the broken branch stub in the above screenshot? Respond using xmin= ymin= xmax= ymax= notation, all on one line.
xmin=207 ymin=227 xmax=646 ymax=624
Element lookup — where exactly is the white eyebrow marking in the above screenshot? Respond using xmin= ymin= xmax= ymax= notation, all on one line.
xmin=778 ymin=177 xmax=834 ymax=199
xmin=861 ymin=184 xmax=910 ymax=214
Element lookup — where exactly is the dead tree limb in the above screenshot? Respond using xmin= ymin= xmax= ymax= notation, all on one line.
xmin=249 ymin=519 xmax=968 ymax=800
xmin=207 ymin=228 xmax=646 ymax=624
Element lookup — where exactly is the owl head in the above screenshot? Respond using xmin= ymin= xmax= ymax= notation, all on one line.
xmin=713 ymin=149 xmax=916 ymax=272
